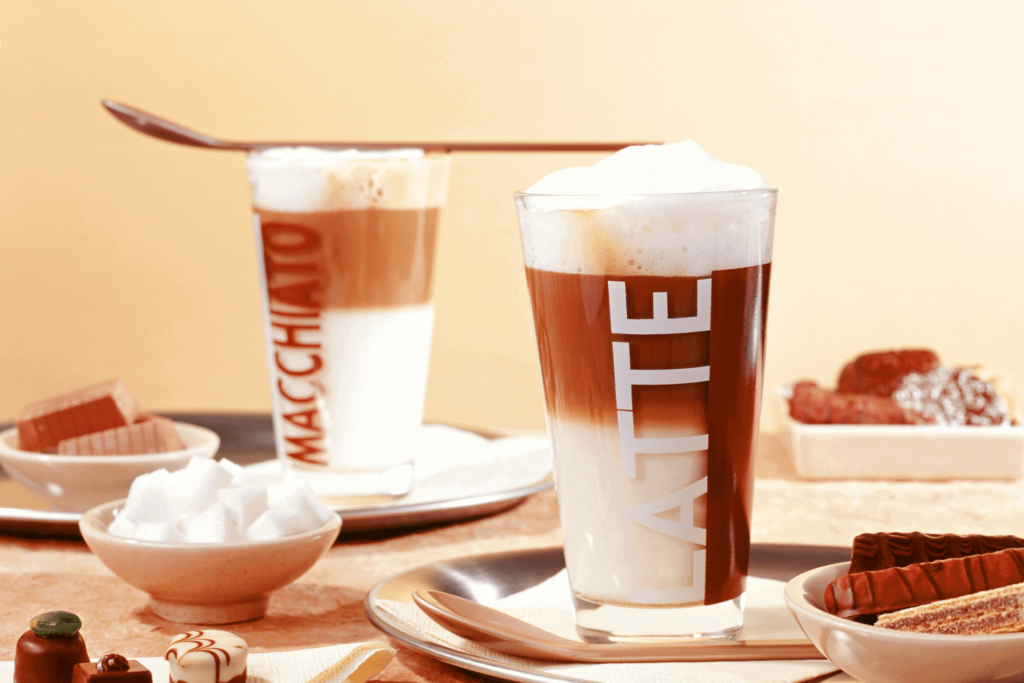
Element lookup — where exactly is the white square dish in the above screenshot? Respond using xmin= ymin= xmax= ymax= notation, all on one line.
xmin=774 ymin=389 xmax=1024 ymax=480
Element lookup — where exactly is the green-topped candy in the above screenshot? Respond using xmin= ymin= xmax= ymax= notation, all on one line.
xmin=29 ymin=611 xmax=82 ymax=638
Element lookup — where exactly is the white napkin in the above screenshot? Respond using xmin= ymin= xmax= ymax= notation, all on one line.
xmin=0 ymin=642 xmax=396 ymax=683
xmin=246 ymin=425 xmax=552 ymax=505
xmin=374 ymin=570 xmax=838 ymax=683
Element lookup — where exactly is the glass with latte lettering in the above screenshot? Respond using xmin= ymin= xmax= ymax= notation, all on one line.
xmin=515 ymin=142 xmax=776 ymax=640
xmin=246 ymin=148 xmax=450 ymax=498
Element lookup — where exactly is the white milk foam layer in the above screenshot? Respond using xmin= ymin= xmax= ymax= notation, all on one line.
xmin=273 ymin=305 xmax=434 ymax=470
xmin=552 ymin=418 xmax=709 ymax=605
xmin=518 ymin=142 xmax=775 ymax=277
xmin=247 ymin=147 xmax=449 ymax=213
xmin=527 ymin=141 xmax=769 ymax=195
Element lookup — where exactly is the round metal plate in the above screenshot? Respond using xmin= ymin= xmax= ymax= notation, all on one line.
xmin=364 ymin=544 xmax=850 ymax=683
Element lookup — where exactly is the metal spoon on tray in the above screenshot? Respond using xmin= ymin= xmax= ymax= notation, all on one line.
xmin=101 ymin=100 xmax=655 ymax=153
xmin=412 ymin=589 xmax=824 ymax=663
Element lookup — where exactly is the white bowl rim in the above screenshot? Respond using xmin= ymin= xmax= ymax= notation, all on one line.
xmin=784 ymin=560 xmax=1024 ymax=642
xmin=80 ymin=498 xmax=342 ymax=550
xmin=0 ymin=423 xmax=220 ymax=465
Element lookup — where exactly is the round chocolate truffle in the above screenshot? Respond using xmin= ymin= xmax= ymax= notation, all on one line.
xmin=14 ymin=612 xmax=89 ymax=683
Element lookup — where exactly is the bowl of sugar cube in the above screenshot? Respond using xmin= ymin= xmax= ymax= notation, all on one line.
xmin=0 ymin=379 xmax=219 ymax=511
xmin=79 ymin=456 xmax=342 ymax=624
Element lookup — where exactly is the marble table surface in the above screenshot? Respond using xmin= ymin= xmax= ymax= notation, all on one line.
xmin=3 ymin=432 xmax=1022 ymax=682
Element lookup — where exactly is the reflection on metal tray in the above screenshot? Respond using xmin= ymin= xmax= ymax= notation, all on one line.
xmin=0 ymin=413 xmax=552 ymax=538
xmin=364 ymin=544 xmax=850 ymax=683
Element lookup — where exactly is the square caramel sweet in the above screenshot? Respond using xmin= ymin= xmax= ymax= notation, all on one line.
xmin=57 ymin=416 xmax=185 ymax=455
xmin=71 ymin=659 xmax=152 ymax=683
xmin=16 ymin=379 xmax=141 ymax=452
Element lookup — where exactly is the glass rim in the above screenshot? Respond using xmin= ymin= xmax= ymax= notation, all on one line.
xmin=246 ymin=147 xmax=451 ymax=164
xmin=514 ymin=187 xmax=778 ymax=199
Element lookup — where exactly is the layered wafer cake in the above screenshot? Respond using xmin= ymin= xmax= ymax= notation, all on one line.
xmin=876 ymin=583 xmax=1024 ymax=634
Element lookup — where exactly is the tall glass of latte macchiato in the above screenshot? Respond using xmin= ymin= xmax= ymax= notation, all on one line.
xmin=246 ymin=148 xmax=450 ymax=500
xmin=515 ymin=142 xmax=776 ymax=641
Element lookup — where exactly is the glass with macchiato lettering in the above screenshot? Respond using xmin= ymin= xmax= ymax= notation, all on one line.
xmin=246 ymin=148 xmax=450 ymax=499
xmin=515 ymin=142 xmax=776 ymax=641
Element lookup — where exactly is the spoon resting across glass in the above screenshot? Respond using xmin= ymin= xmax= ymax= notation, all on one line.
xmin=101 ymin=100 xmax=657 ymax=153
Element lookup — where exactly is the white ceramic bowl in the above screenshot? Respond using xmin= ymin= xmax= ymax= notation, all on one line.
xmin=784 ymin=561 xmax=1024 ymax=683
xmin=80 ymin=499 xmax=342 ymax=624
xmin=0 ymin=423 xmax=219 ymax=512
xmin=775 ymin=389 xmax=1024 ymax=480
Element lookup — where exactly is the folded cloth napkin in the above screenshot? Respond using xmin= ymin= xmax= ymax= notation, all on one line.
xmin=0 ymin=641 xmax=396 ymax=683
xmin=247 ymin=425 xmax=552 ymax=503
xmin=374 ymin=570 xmax=838 ymax=683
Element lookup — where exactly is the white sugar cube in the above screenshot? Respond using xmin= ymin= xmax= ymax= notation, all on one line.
xmin=218 ymin=484 xmax=269 ymax=529
xmin=127 ymin=468 xmax=170 ymax=499
xmin=182 ymin=502 xmax=241 ymax=544
xmin=168 ymin=457 xmax=234 ymax=513
xmin=121 ymin=474 xmax=183 ymax=525
xmin=246 ymin=507 xmax=319 ymax=541
xmin=218 ymin=458 xmax=253 ymax=486
xmin=131 ymin=521 xmax=185 ymax=543
xmin=107 ymin=512 xmax=137 ymax=539
xmin=118 ymin=456 xmax=328 ymax=545
xmin=269 ymin=482 xmax=333 ymax=526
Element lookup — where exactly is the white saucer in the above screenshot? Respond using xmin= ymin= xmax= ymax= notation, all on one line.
xmin=246 ymin=425 xmax=554 ymax=531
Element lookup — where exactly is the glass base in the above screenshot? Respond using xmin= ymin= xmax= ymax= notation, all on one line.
xmin=282 ymin=459 xmax=414 ymax=502
xmin=571 ymin=593 xmax=744 ymax=642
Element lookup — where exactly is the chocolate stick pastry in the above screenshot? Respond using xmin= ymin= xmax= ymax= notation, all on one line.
xmin=836 ymin=349 xmax=940 ymax=397
xmin=825 ymin=547 xmax=1024 ymax=619
xmin=849 ymin=532 xmax=1024 ymax=574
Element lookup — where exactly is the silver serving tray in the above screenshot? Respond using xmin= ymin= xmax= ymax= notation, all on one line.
xmin=364 ymin=544 xmax=849 ymax=683
xmin=0 ymin=413 xmax=552 ymax=538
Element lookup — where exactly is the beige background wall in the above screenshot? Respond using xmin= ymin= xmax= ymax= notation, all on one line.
xmin=1 ymin=1 xmax=1022 ymax=432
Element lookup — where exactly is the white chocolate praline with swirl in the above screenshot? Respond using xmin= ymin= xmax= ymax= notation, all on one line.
xmin=164 ymin=631 xmax=248 ymax=683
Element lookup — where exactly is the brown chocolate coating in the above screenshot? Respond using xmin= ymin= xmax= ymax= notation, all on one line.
xmin=71 ymin=659 xmax=152 ymax=683
xmin=836 ymin=349 xmax=940 ymax=397
xmin=825 ymin=547 xmax=1024 ymax=619
xmin=850 ymin=532 xmax=1024 ymax=574
xmin=14 ymin=631 xmax=90 ymax=683
xmin=788 ymin=381 xmax=905 ymax=425
xmin=97 ymin=655 xmax=129 ymax=673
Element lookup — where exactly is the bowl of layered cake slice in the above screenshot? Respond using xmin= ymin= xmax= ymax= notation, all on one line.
xmin=0 ymin=379 xmax=219 ymax=512
xmin=785 ymin=531 xmax=1024 ymax=683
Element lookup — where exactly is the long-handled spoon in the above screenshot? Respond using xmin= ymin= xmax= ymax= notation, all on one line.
xmin=101 ymin=100 xmax=657 ymax=153
xmin=412 ymin=590 xmax=824 ymax=663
